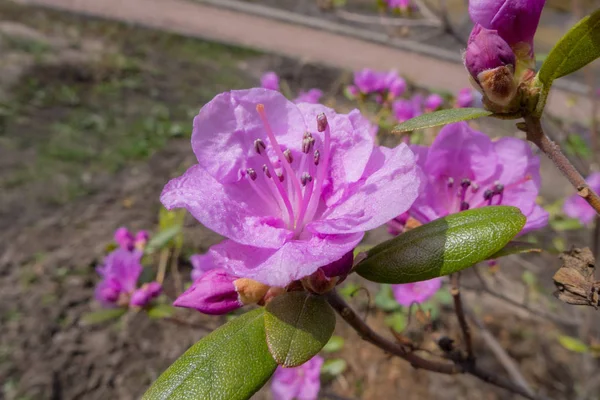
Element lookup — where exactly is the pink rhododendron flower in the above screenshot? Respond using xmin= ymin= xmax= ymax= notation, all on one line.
xmin=456 ymin=88 xmax=476 ymax=108
xmin=353 ymin=68 xmax=384 ymax=94
xmin=271 ymin=356 xmax=324 ymax=400
xmin=294 ymin=89 xmax=323 ymax=104
xmin=563 ymin=172 xmax=600 ymax=225
xmin=393 ymin=94 xmax=423 ymax=123
xmin=261 ymin=71 xmax=280 ymax=91
xmin=424 ymin=94 xmax=444 ymax=112
xmin=114 ymin=227 xmax=149 ymax=251
xmin=392 ymin=278 xmax=442 ymax=306
xmin=161 ymin=88 xmax=419 ymax=287
xmin=407 ymin=122 xmax=548 ymax=233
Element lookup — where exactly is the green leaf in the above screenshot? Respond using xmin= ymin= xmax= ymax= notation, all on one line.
xmin=80 ymin=308 xmax=126 ymax=325
xmin=392 ymin=108 xmax=492 ymax=133
xmin=539 ymin=10 xmax=600 ymax=86
xmin=558 ymin=335 xmax=589 ymax=354
xmin=487 ymin=241 xmax=542 ymax=259
xmin=565 ymin=133 xmax=592 ymax=160
xmin=323 ymin=336 xmax=345 ymax=353
xmin=264 ymin=291 xmax=336 ymax=367
xmin=147 ymin=304 xmax=176 ymax=319
xmin=338 ymin=282 xmax=360 ymax=300
xmin=356 ymin=206 xmax=525 ymax=284
xmin=375 ymin=285 xmax=401 ymax=312
xmin=321 ymin=358 xmax=347 ymax=376
xmin=145 ymin=225 xmax=181 ymax=253
xmin=384 ymin=312 xmax=407 ymax=332
xmin=143 ymin=308 xmax=276 ymax=400
xmin=550 ymin=218 xmax=583 ymax=231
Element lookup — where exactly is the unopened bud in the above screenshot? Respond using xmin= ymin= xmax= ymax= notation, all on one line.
xmin=174 ymin=269 xmax=243 ymax=315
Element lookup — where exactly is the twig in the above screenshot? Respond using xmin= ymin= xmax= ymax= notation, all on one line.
xmin=170 ymin=245 xmax=183 ymax=296
xmin=524 ymin=116 xmax=600 ymax=215
xmin=467 ymin=310 xmax=535 ymax=397
xmin=450 ymin=274 xmax=474 ymax=361
xmin=461 ymin=282 xmax=580 ymax=328
xmin=334 ymin=9 xmax=440 ymax=27
xmin=326 ymin=290 xmax=539 ymax=399
xmin=156 ymin=248 xmax=170 ymax=284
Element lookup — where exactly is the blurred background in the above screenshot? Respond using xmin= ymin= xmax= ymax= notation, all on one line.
xmin=1 ymin=0 xmax=600 ymax=399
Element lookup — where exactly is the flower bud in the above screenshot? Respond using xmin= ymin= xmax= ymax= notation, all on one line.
xmin=130 ymin=287 xmax=151 ymax=308
xmin=469 ymin=0 xmax=545 ymax=52
xmin=260 ymin=71 xmax=280 ymax=91
xmin=424 ymin=94 xmax=443 ymax=112
xmin=465 ymin=25 xmax=518 ymax=107
xmin=114 ymin=227 xmax=134 ymax=250
xmin=134 ymin=230 xmax=149 ymax=250
xmin=174 ymin=269 xmax=269 ymax=315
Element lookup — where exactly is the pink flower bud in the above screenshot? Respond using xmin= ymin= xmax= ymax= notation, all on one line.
xmin=130 ymin=288 xmax=151 ymax=308
xmin=114 ymin=227 xmax=134 ymax=250
xmin=260 ymin=71 xmax=280 ymax=91
xmin=424 ymin=94 xmax=444 ymax=112
xmin=174 ymin=269 xmax=242 ymax=315
xmin=134 ymin=230 xmax=149 ymax=250
xmin=465 ymin=25 xmax=518 ymax=107
xmin=469 ymin=0 xmax=545 ymax=52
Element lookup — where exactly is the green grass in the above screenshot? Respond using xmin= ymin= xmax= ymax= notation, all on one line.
xmin=0 ymin=1 xmax=260 ymax=203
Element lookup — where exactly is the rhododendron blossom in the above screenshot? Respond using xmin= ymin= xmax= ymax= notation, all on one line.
xmin=407 ymin=122 xmax=548 ymax=233
xmin=161 ymin=88 xmax=419 ymax=286
xmin=563 ymin=172 xmax=600 ymax=225
xmin=294 ymin=88 xmax=323 ymax=104
xmin=271 ymin=356 xmax=323 ymax=400
xmin=392 ymin=278 xmax=442 ymax=307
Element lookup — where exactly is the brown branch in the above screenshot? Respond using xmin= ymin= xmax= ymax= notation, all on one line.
xmin=326 ymin=290 xmax=539 ymax=399
xmin=467 ymin=310 xmax=535 ymax=397
xmin=450 ymin=274 xmax=474 ymax=361
xmin=524 ymin=116 xmax=600 ymax=215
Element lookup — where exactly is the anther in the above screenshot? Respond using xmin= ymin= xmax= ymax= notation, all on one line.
xmin=314 ymin=150 xmax=320 ymax=166
xmin=460 ymin=178 xmax=471 ymax=189
xmin=471 ymin=183 xmax=479 ymax=193
xmin=277 ymin=172 xmax=284 ymax=182
xmin=493 ymin=183 xmax=504 ymax=194
xmin=254 ymin=139 xmax=266 ymax=155
xmin=447 ymin=177 xmax=454 ymax=188
xmin=301 ymin=173 xmax=313 ymax=186
xmin=483 ymin=189 xmax=494 ymax=201
xmin=246 ymin=168 xmax=257 ymax=181
xmin=460 ymin=201 xmax=470 ymax=211
xmin=262 ymin=164 xmax=271 ymax=178
xmin=283 ymin=149 xmax=293 ymax=164
xmin=317 ymin=113 xmax=328 ymax=132
xmin=302 ymin=132 xmax=315 ymax=154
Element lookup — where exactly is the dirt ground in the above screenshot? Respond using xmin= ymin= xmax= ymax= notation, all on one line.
xmin=0 ymin=2 xmax=599 ymax=400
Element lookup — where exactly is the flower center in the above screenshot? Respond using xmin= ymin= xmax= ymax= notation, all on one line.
xmin=443 ymin=174 xmax=532 ymax=213
xmin=244 ymin=104 xmax=331 ymax=236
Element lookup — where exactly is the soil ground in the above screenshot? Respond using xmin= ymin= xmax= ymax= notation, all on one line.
xmin=0 ymin=2 xmax=598 ymax=400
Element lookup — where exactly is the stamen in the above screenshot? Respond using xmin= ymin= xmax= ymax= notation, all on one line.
xmin=317 ymin=113 xmax=328 ymax=132
xmin=256 ymin=104 xmax=304 ymax=218
xmin=471 ymin=182 xmax=479 ymax=193
xmin=447 ymin=177 xmax=454 ymax=188
xmin=302 ymin=132 xmax=315 ymax=154
xmin=493 ymin=183 xmax=504 ymax=204
xmin=461 ymin=178 xmax=471 ymax=189
xmin=283 ymin=149 xmax=293 ymax=164
xmin=277 ymin=171 xmax=284 ymax=182
xmin=483 ymin=189 xmax=494 ymax=206
xmin=303 ymin=113 xmax=331 ymax=226
xmin=460 ymin=201 xmax=470 ymax=211
xmin=254 ymin=139 xmax=266 ymax=154
xmin=262 ymin=164 xmax=271 ymax=178
xmin=314 ymin=150 xmax=320 ymax=166
xmin=247 ymin=168 xmax=257 ymax=181
xmin=301 ymin=173 xmax=313 ymax=186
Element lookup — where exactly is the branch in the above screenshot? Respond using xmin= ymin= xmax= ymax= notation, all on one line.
xmin=326 ymin=290 xmax=539 ymax=399
xmin=467 ymin=310 xmax=535 ymax=397
xmin=450 ymin=274 xmax=474 ymax=361
xmin=524 ymin=116 xmax=600 ymax=215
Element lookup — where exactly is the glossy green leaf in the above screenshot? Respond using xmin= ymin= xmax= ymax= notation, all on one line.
xmin=143 ymin=308 xmax=276 ymax=400
xmin=486 ymin=241 xmax=542 ymax=259
xmin=539 ymin=10 xmax=600 ymax=86
xmin=80 ymin=308 xmax=126 ymax=325
xmin=558 ymin=335 xmax=589 ymax=354
xmin=147 ymin=304 xmax=176 ymax=319
xmin=264 ymin=291 xmax=336 ymax=367
xmin=392 ymin=108 xmax=492 ymax=133
xmin=323 ymin=336 xmax=345 ymax=353
xmin=356 ymin=206 xmax=525 ymax=284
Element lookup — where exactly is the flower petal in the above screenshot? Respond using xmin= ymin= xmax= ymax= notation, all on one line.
xmin=161 ymin=164 xmax=292 ymax=248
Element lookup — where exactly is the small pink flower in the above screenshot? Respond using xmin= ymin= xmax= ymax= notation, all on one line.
xmin=95 ymin=249 xmax=143 ymax=307
xmin=392 ymin=278 xmax=442 ymax=307
xmin=161 ymin=89 xmax=419 ymax=287
xmin=563 ymin=172 xmax=600 ymax=225
xmin=294 ymin=89 xmax=323 ymax=104
xmin=424 ymin=94 xmax=444 ymax=112
xmin=271 ymin=356 xmax=324 ymax=400
xmin=261 ymin=71 xmax=280 ymax=91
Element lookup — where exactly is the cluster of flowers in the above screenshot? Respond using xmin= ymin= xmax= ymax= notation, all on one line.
xmin=95 ymin=228 xmax=162 ymax=309
xmin=379 ymin=0 xmax=413 ymax=14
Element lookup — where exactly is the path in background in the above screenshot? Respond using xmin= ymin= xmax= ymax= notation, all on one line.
xmin=18 ymin=0 xmax=594 ymax=121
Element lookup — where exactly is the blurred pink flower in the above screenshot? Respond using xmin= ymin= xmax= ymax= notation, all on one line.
xmin=563 ymin=172 xmax=600 ymax=225
xmin=392 ymin=278 xmax=442 ymax=306
xmin=261 ymin=71 xmax=280 ymax=91
xmin=294 ymin=88 xmax=323 ymax=104
xmin=271 ymin=356 xmax=324 ymax=400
